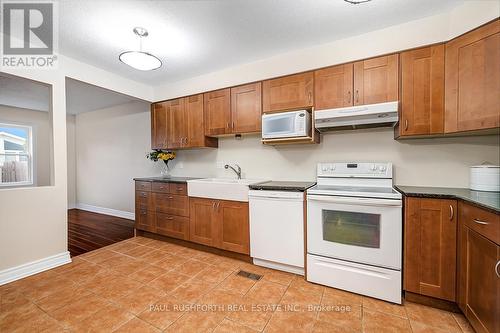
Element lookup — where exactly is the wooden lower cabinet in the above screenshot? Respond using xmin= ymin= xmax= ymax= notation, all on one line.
xmin=458 ymin=202 xmax=500 ymax=333
xmin=135 ymin=208 xmax=155 ymax=233
xmin=189 ymin=197 xmax=249 ymax=254
xmin=404 ymin=197 xmax=457 ymax=301
xmin=217 ymin=201 xmax=249 ymax=254
xmin=189 ymin=197 xmax=216 ymax=246
xmin=156 ymin=213 xmax=189 ymax=240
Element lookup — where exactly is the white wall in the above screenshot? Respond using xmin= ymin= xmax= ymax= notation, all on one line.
xmin=0 ymin=105 xmax=52 ymax=186
xmin=0 ymin=54 xmax=153 ymax=272
xmin=67 ymin=114 xmax=76 ymax=207
xmin=75 ymin=101 xmax=162 ymax=213
xmin=168 ymin=131 xmax=500 ymax=187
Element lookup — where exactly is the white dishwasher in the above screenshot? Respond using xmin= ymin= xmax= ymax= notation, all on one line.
xmin=249 ymin=190 xmax=305 ymax=275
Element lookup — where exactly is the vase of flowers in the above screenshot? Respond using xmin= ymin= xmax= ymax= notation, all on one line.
xmin=146 ymin=150 xmax=176 ymax=177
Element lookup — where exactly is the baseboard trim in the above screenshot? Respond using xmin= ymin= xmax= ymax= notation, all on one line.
xmin=76 ymin=203 xmax=135 ymax=220
xmin=0 ymin=251 xmax=71 ymax=286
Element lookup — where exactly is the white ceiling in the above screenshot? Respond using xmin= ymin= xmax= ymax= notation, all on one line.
xmin=59 ymin=0 xmax=465 ymax=86
xmin=0 ymin=74 xmax=140 ymax=114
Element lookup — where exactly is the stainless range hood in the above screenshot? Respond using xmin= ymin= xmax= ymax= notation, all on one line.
xmin=314 ymin=101 xmax=399 ymax=131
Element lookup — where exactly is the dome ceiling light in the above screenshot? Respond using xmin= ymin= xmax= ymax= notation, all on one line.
xmin=344 ymin=0 xmax=372 ymax=4
xmin=119 ymin=27 xmax=162 ymax=71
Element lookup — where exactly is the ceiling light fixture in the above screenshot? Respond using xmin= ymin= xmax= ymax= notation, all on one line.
xmin=344 ymin=0 xmax=372 ymax=4
xmin=119 ymin=27 xmax=162 ymax=71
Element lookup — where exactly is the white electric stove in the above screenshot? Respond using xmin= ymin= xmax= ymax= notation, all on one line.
xmin=306 ymin=162 xmax=403 ymax=304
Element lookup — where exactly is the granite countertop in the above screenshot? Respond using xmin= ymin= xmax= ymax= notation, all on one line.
xmin=133 ymin=176 xmax=200 ymax=183
xmin=395 ymin=185 xmax=500 ymax=213
xmin=249 ymin=181 xmax=316 ymax=192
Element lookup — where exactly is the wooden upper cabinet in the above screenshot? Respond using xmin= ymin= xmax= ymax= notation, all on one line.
xmin=168 ymin=98 xmax=186 ymax=149
xmin=445 ymin=20 xmax=500 ymax=133
xmin=314 ymin=63 xmax=353 ymax=110
xmin=404 ymin=197 xmax=457 ymax=301
xmin=262 ymin=72 xmax=314 ymax=112
xmin=353 ymin=54 xmax=399 ymax=105
xmin=399 ymin=45 xmax=445 ymax=137
xmin=215 ymin=201 xmax=250 ymax=255
xmin=204 ymin=88 xmax=231 ymax=136
xmin=230 ymin=82 xmax=262 ymax=133
xmin=151 ymin=102 xmax=168 ymax=149
xmin=185 ymin=94 xmax=206 ymax=147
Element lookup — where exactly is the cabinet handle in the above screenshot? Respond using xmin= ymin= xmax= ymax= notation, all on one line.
xmin=496 ymin=261 xmax=500 ymax=278
xmin=166 ymin=217 xmax=174 ymax=220
xmin=216 ymin=201 xmax=220 ymax=210
xmin=226 ymin=122 xmax=230 ymax=129
xmin=141 ymin=193 xmax=147 ymax=197
xmin=355 ymin=90 xmax=359 ymax=103
xmin=405 ymin=119 xmax=409 ymax=131
xmin=232 ymin=122 xmax=235 ymax=129
xmin=347 ymin=91 xmax=351 ymax=104
xmin=449 ymin=205 xmax=454 ymax=220
xmin=212 ymin=201 xmax=216 ymax=209
xmin=141 ymin=211 xmax=147 ymax=215
xmin=473 ymin=219 xmax=489 ymax=225
xmin=308 ymin=92 xmax=312 ymax=103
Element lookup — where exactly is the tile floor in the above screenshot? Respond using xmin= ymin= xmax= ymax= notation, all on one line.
xmin=0 ymin=236 xmax=474 ymax=332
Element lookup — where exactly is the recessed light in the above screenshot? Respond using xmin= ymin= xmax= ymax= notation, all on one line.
xmin=119 ymin=27 xmax=162 ymax=71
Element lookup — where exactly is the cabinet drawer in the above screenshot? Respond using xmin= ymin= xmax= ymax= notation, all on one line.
xmin=156 ymin=213 xmax=189 ymax=240
xmin=135 ymin=209 xmax=155 ymax=233
xmin=169 ymin=183 xmax=187 ymax=196
xmin=154 ymin=193 xmax=189 ymax=217
xmin=135 ymin=181 xmax=151 ymax=192
xmin=135 ymin=191 xmax=153 ymax=211
xmin=460 ymin=202 xmax=499 ymax=244
xmin=152 ymin=182 xmax=170 ymax=193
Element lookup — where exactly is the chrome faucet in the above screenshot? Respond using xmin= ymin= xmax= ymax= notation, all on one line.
xmin=224 ymin=164 xmax=242 ymax=179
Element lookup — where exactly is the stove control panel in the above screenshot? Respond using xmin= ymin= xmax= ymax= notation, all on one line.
xmin=317 ymin=162 xmax=393 ymax=178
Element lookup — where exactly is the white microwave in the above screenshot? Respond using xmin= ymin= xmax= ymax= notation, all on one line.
xmin=262 ymin=110 xmax=311 ymax=139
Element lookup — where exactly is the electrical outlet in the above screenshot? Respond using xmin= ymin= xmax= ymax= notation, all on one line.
xmin=216 ymin=161 xmax=225 ymax=169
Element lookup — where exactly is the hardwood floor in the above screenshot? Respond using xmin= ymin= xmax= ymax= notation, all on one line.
xmin=68 ymin=209 xmax=134 ymax=257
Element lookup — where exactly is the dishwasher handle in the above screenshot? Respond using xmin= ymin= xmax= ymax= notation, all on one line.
xmin=249 ymin=191 xmax=303 ymax=200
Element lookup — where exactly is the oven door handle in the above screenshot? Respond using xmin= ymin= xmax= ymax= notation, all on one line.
xmin=307 ymin=194 xmax=402 ymax=207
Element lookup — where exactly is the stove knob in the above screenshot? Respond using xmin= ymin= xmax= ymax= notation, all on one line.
xmin=370 ymin=164 xmax=377 ymax=171
xmin=322 ymin=165 xmax=328 ymax=172
xmin=330 ymin=164 xmax=336 ymax=170
xmin=379 ymin=165 xmax=387 ymax=172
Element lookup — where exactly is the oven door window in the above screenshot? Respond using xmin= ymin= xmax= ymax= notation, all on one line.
xmin=322 ymin=210 xmax=380 ymax=248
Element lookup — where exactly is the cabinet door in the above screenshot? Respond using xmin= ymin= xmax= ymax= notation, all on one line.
xmin=151 ymin=102 xmax=168 ymax=149
xmin=156 ymin=213 xmax=189 ymax=240
xmin=445 ymin=20 xmax=500 ymax=133
xmin=314 ymin=63 xmax=353 ymax=110
xmin=215 ymin=200 xmax=249 ymax=255
xmin=185 ymin=94 xmax=205 ymax=147
xmin=459 ymin=226 xmax=499 ymax=333
xmin=404 ymin=197 xmax=457 ymax=301
xmin=400 ymin=45 xmax=444 ymax=136
xmin=262 ymin=72 xmax=314 ymax=112
xmin=135 ymin=209 xmax=155 ymax=233
xmin=353 ymin=54 xmax=399 ymax=105
xmin=231 ymin=82 xmax=262 ymax=133
xmin=204 ymin=89 xmax=231 ymax=136
xmin=168 ymin=98 xmax=186 ymax=148
xmin=189 ymin=197 xmax=216 ymax=246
